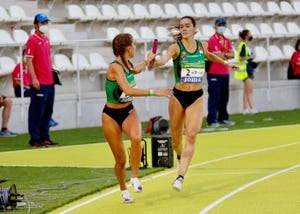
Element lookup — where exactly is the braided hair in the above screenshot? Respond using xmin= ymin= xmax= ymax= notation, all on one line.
xmin=112 ymin=33 xmax=134 ymax=71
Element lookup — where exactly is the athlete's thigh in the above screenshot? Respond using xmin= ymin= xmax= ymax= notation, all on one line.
xmin=169 ymin=96 xmax=185 ymax=136
xmin=185 ymin=96 xmax=204 ymax=134
xmin=122 ymin=108 xmax=142 ymax=140
xmin=102 ymin=113 xmax=125 ymax=159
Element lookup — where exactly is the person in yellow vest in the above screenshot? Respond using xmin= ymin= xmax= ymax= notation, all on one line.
xmin=236 ymin=29 xmax=258 ymax=114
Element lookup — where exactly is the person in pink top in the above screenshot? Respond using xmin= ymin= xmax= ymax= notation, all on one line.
xmin=12 ymin=49 xmax=58 ymax=127
xmin=12 ymin=50 xmax=32 ymax=97
xmin=206 ymin=18 xmax=235 ymax=127
xmin=25 ymin=13 xmax=58 ymax=147
xmin=290 ymin=38 xmax=300 ymax=79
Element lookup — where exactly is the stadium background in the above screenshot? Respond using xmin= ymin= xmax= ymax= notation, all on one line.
xmin=0 ymin=0 xmax=299 ymax=133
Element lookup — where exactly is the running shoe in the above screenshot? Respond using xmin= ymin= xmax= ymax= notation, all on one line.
xmin=44 ymin=140 xmax=59 ymax=146
xmin=206 ymin=122 xmax=220 ymax=128
xmin=250 ymin=109 xmax=258 ymax=114
xmin=242 ymin=109 xmax=250 ymax=115
xmin=172 ymin=177 xmax=183 ymax=192
xmin=130 ymin=177 xmax=142 ymax=193
xmin=0 ymin=129 xmax=17 ymax=137
xmin=121 ymin=190 xmax=133 ymax=203
xmin=218 ymin=120 xmax=235 ymax=126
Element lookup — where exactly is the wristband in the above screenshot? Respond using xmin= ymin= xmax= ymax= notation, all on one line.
xmin=149 ymin=89 xmax=154 ymax=96
xmin=223 ymin=60 xmax=228 ymax=66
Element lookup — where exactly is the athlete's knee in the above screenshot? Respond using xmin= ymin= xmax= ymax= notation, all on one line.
xmin=130 ymin=135 xmax=142 ymax=146
xmin=185 ymin=131 xmax=197 ymax=144
xmin=115 ymin=158 xmax=126 ymax=168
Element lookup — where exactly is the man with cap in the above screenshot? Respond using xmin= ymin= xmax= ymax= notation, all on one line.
xmin=206 ymin=17 xmax=235 ymax=127
xmin=25 ymin=13 xmax=58 ymax=147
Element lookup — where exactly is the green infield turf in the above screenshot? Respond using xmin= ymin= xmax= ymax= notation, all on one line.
xmin=3 ymin=125 xmax=296 ymax=214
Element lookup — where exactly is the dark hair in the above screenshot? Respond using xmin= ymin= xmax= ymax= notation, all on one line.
xmin=170 ymin=16 xmax=196 ymax=41
xmin=294 ymin=38 xmax=300 ymax=50
xmin=239 ymin=29 xmax=250 ymax=40
xmin=180 ymin=16 xmax=196 ymax=27
xmin=112 ymin=33 xmax=133 ymax=71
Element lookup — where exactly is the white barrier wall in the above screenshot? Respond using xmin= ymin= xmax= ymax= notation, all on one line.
xmin=7 ymin=80 xmax=300 ymax=134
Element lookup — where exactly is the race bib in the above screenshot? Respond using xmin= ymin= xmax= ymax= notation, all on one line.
xmin=180 ymin=68 xmax=205 ymax=83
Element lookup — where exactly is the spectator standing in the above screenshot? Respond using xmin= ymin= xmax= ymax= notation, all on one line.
xmin=102 ymin=33 xmax=171 ymax=203
xmin=12 ymin=49 xmax=58 ymax=126
xmin=151 ymin=16 xmax=238 ymax=191
xmin=290 ymin=38 xmax=300 ymax=79
xmin=236 ymin=29 xmax=258 ymax=114
xmin=206 ymin=18 xmax=235 ymax=127
xmin=0 ymin=95 xmax=18 ymax=137
xmin=25 ymin=13 xmax=58 ymax=147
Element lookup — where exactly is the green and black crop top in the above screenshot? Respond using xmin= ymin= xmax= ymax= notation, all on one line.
xmin=105 ymin=60 xmax=136 ymax=104
xmin=173 ymin=40 xmax=206 ymax=83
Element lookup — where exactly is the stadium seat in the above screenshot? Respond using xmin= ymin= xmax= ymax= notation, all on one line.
xmin=72 ymin=53 xmax=98 ymax=71
xmin=155 ymin=26 xmax=171 ymax=41
xmin=254 ymin=46 xmax=268 ymax=62
xmin=53 ymin=54 xmax=76 ymax=72
xmin=133 ymin=4 xmax=154 ymax=20
xmin=292 ymin=1 xmax=300 ymax=15
xmin=148 ymin=3 xmax=171 ymax=19
xmin=49 ymin=28 xmax=67 ymax=44
xmin=267 ymin=1 xmax=281 ymax=15
xmin=0 ymin=56 xmax=16 ymax=76
xmin=88 ymin=52 xmax=109 ymax=71
xmin=9 ymin=5 xmax=32 ymax=22
xmin=207 ymin=3 xmax=223 ymax=17
xmin=273 ymin=22 xmax=289 ymax=37
xmin=279 ymin=1 xmax=296 ymax=16
xmin=236 ymin=2 xmax=251 ymax=16
xmin=123 ymin=27 xmax=140 ymax=40
xmin=139 ymin=26 xmax=156 ymax=40
xmin=118 ymin=4 xmax=140 ymax=20
xmin=201 ymin=24 xmax=215 ymax=38
xmin=286 ymin=22 xmax=300 ymax=36
xmin=231 ymin=23 xmax=243 ymax=38
xmin=193 ymin=3 xmax=210 ymax=18
xmin=282 ymin=45 xmax=294 ymax=58
xmin=160 ymin=50 xmax=173 ymax=68
xmin=222 ymin=2 xmax=237 ymax=17
xmin=245 ymin=23 xmax=261 ymax=38
xmin=178 ymin=3 xmax=195 ymax=17
xmin=106 ymin=27 xmax=121 ymax=41
xmin=67 ymin=4 xmax=94 ymax=21
xmin=268 ymin=45 xmax=284 ymax=61
xmin=101 ymin=4 xmax=126 ymax=20
xmin=0 ymin=29 xmax=15 ymax=44
xmin=13 ymin=29 xmax=29 ymax=44
xmin=85 ymin=4 xmax=109 ymax=21
xmin=164 ymin=3 xmax=181 ymax=18
xmin=194 ymin=28 xmax=202 ymax=39
xmin=0 ymin=6 xmax=19 ymax=22
xmin=249 ymin=2 xmax=273 ymax=16
xmin=259 ymin=23 xmax=275 ymax=37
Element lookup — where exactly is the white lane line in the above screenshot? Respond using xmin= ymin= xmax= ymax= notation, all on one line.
xmin=59 ymin=189 xmax=119 ymax=214
xmin=199 ymin=164 xmax=300 ymax=214
xmin=59 ymin=141 xmax=300 ymax=214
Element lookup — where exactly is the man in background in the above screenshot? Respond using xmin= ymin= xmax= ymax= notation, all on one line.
xmin=206 ymin=17 xmax=235 ymax=127
xmin=25 ymin=13 xmax=58 ymax=147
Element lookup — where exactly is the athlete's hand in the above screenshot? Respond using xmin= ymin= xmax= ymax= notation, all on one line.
xmin=154 ymin=88 xmax=173 ymax=97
